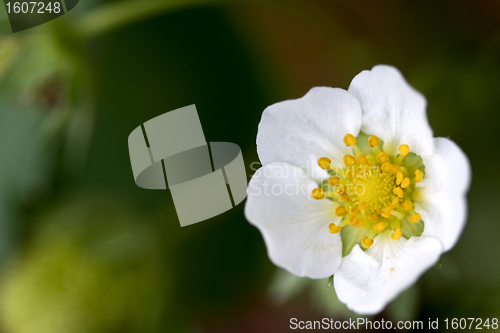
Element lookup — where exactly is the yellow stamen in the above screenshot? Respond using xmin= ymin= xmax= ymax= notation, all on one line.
xmin=359 ymin=163 xmax=371 ymax=172
xmin=328 ymin=176 xmax=340 ymax=186
xmin=336 ymin=185 xmax=344 ymax=195
xmin=343 ymin=154 xmax=356 ymax=167
xmin=347 ymin=168 xmax=358 ymax=178
xmin=408 ymin=213 xmax=421 ymax=223
xmin=391 ymin=228 xmax=402 ymax=240
xmin=400 ymin=200 xmax=413 ymax=211
xmin=367 ymin=213 xmax=378 ymax=222
xmin=317 ymin=157 xmax=331 ymax=170
xmin=381 ymin=163 xmax=400 ymax=174
xmin=310 ymin=188 xmax=324 ymax=200
xmin=349 ymin=206 xmax=360 ymax=216
xmin=356 ymin=155 xmax=369 ymax=165
xmin=376 ymin=152 xmax=389 ymax=164
xmin=343 ymin=134 xmax=357 ymax=147
xmin=381 ymin=163 xmax=392 ymax=173
xmin=390 ymin=196 xmax=400 ymax=208
xmin=396 ymin=171 xmax=404 ymax=185
xmin=368 ymin=135 xmax=380 ymax=148
xmin=328 ymin=223 xmax=342 ymax=234
xmin=348 ymin=216 xmax=356 ymax=226
xmin=362 ymin=236 xmax=374 ymax=248
xmin=334 ymin=206 xmax=347 ymax=217
xmin=338 ymin=193 xmax=350 ymax=202
xmin=358 ymin=202 xmax=367 ymax=211
xmin=356 ymin=216 xmax=365 ymax=227
xmin=400 ymin=177 xmax=411 ymax=188
xmin=398 ymin=144 xmax=409 ymax=157
xmin=380 ymin=208 xmax=392 ymax=219
xmin=348 ymin=216 xmax=364 ymax=227
xmin=373 ymin=221 xmax=386 ymax=232
xmin=393 ymin=187 xmax=404 ymax=198
xmin=415 ymin=170 xmax=423 ymax=183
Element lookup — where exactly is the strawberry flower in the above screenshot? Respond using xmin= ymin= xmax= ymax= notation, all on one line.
xmin=245 ymin=65 xmax=471 ymax=314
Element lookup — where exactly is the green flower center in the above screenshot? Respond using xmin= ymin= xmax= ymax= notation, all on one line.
xmin=310 ymin=132 xmax=426 ymax=256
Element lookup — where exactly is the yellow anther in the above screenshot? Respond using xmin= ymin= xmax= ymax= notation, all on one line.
xmin=362 ymin=236 xmax=374 ymax=248
xmin=393 ymin=187 xmax=404 ymax=198
xmin=343 ymin=134 xmax=357 ymax=147
xmin=356 ymin=155 xmax=368 ymax=165
xmin=310 ymin=188 xmax=324 ymax=200
xmin=348 ymin=216 xmax=357 ymax=226
xmin=349 ymin=206 xmax=360 ymax=216
xmin=391 ymin=228 xmax=402 ymax=240
xmin=373 ymin=221 xmax=386 ymax=232
xmin=343 ymin=154 xmax=356 ymax=167
xmin=400 ymin=200 xmax=413 ymax=211
xmin=396 ymin=171 xmax=404 ymax=185
xmin=334 ymin=206 xmax=347 ymax=217
xmin=380 ymin=208 xmax=392 ymax=219
xmin=400 ymin=177 xmax=411 ymax=188
xmin=415 ymin=170 xmax=423 ymax=183
xmin=376 ymin=152 xmax=389 ymax=164
xmin=381 ymin=163 xmax=399 ymax=174
xmin=367 ymin=213 xmax=378 ymax=222
xmin=408 ymin=213 xmax=421 ymax=223
xmin=358 ymin=202 xmax=367 ymax=211
xmin=398 ymin=144 xmax=409 ymax=157
xmin=317 ymin=157 xmax=331 ymax=170
xmin=336 ymin=185 xmax=344 ymax=195
xmin=359 ymin=163 xmax=371 ymax=171
xmin=348 ymin=216 xmax=364 ymax=227
xmin=381 ymin=163 xmax=392 ymax=173
xmin=338 ymin=193 xmax=350 ymax=202
xmin=347 ymin=168 xmax=358 ymax=178
xmin=328 ymin=223 xmax=342 ymax=234
xmin=328 ymin=176 xmax=340 ymax=186
xmin=368 ymin=135 xmax=380 ymax=148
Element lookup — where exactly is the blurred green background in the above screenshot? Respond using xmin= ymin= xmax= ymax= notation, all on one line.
xmin=0 ymin=0 xmax=498 ymax=332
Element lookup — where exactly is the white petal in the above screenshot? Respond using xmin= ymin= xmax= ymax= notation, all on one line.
xmin=334 ymin=231 xmax=442 ymax=314
xmin=257 ymin=87 xmax=363 ymax=181
xmin=245 ymin=162 xmax=343 ymax=279
xmin=348 ymin=65 xmax=434 ymax=156
xmin=414 ymin=137 xmax=471 ymax=251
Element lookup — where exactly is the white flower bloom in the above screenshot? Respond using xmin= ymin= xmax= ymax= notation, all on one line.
xmin=245 ymin=65 xmax=471 ymax=314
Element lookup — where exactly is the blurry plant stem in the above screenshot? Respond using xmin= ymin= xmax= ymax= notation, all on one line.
xmin=75 ymin=0 xmax=348 ymax=41
xmin=76 ymin=0 xmax=245 ymax=37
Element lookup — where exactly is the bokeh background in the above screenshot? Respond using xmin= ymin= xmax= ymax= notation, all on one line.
xmin=0 ymin=0 xmax=498 ymax=332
